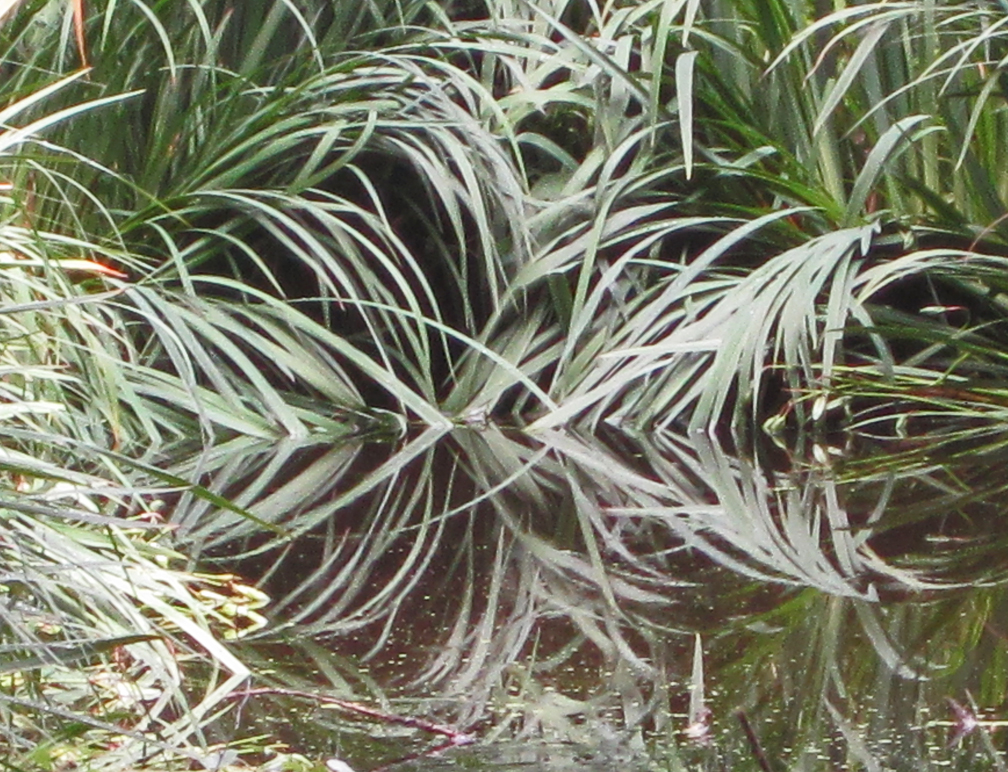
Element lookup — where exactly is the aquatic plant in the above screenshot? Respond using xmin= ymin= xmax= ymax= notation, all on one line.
xmin=4 ymin=0 xmax=1008 ymax=768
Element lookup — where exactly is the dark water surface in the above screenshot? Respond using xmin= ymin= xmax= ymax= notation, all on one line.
xmin=171 ymin=425 xmax=1008 ymax=771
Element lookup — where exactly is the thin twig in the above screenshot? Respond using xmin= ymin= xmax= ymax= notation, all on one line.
xmin=736 ymin=710 xmax=773 ymax=772
xmin=231 ymin=687 xmax=476 ymax=745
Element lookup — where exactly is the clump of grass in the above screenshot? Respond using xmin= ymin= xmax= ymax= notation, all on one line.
xmin=0 ymin=481 xmax=260 ymax=769
xmin=7 ymin=0 xmax=1008 ymax=767
xmin=0 ymin=70 xmax=262 ymax=768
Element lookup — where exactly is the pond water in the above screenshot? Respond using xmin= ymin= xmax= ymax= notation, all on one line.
xmin=170 ymin=423 xmax=1008 ymax=771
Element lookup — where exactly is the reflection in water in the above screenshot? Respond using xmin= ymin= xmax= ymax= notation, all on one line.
xmin=169 ymin=426 xmax=1008 ymax=770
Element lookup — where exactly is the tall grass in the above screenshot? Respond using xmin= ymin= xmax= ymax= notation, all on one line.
xmin=7 ymin=0 xmax=1008 ymax=435
xmin=4 ymin=0 xmax=1008 ymax=766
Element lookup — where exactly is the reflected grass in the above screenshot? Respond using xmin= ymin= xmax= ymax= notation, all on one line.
xmin=171 ymin=421 xmax=1008 ymax=768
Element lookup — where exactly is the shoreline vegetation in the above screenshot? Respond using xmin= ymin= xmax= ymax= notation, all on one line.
xmin=4 ymin=1 xmax=1008 ymax=769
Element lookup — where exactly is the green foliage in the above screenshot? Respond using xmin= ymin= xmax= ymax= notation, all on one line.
xmin=5 ymin=0 xmax=1008 ymax=768
xmin=5 ymin=0 xmax=1008 ymax=436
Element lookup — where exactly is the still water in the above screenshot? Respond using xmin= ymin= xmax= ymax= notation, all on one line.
xmin=172 ymin=423 xmax=1008 ymax=771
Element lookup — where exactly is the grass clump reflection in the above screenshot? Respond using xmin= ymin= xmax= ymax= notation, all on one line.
xmin=185 ymin=427 xmax=1008 ymax=770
